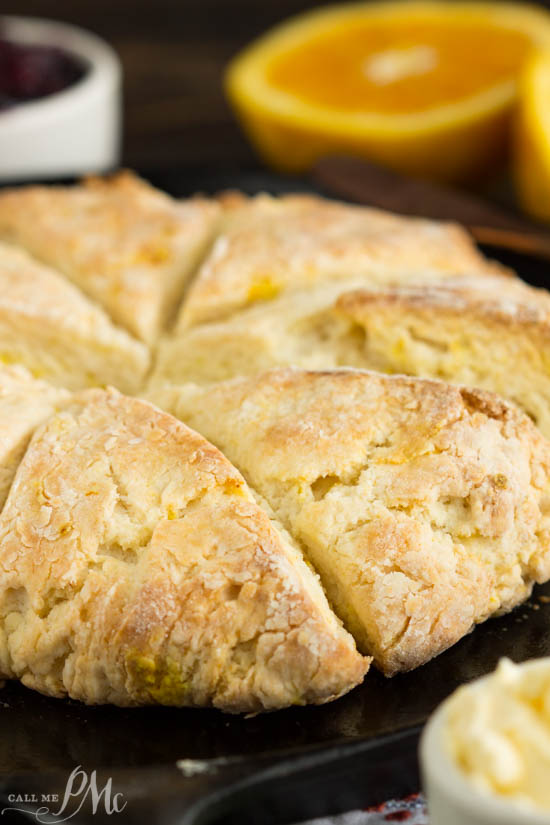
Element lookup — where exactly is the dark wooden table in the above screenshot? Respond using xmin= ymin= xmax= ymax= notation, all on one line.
xmin=3 ymin=0 xmax=337 ymax=173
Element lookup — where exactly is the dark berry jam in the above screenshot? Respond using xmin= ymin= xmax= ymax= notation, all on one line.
xmin=0 ymin=38 xmax=87 ymax=111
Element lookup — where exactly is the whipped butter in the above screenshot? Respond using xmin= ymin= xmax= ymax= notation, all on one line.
xmin=446 ymin=658 xmax=550 ymax=812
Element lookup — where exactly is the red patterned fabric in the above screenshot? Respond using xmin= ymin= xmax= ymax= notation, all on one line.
xmin=295 ymin=794 xmax=428 ymax=824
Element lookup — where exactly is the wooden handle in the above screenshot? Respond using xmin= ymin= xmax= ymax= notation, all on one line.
xmin=469 ymin=226 xmax=550 ymax=260
xmin=313 ymin=156 xmax=550 ymax=261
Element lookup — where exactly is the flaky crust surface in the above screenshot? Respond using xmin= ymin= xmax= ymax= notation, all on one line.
xmin=0 ymin=172 xmax=219 ymax=343
xmin=152 ymin=368 xmax=550 ymax=675
xmin=333 ymin=276 xmax=550 ymax=438
xmin=178 ymin=192 xmax=508 ymax=328
xmin=336 ymin=274 xmax=550 ymax=326
xmin=0 ymin=388 xmax=366 ymax=710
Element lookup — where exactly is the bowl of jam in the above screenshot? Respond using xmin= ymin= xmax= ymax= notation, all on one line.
xmin=0 ymin=17 xmax=121 ymax=181
xmin=0 ymin=35 xmax=88 ymax=111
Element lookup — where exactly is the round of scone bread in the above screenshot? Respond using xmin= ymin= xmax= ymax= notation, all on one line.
xmin=1 ymin=173 xmax=550 ymax=711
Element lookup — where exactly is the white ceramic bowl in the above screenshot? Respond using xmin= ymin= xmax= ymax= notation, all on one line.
xmin=420 ymin=671 xmax=550 ymax=825
xmin=0 ymin=16 xmax=121 ymax=180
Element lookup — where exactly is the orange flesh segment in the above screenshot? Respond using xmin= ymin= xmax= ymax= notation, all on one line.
xmin=266 ymin=21 xmax=532 ymax=114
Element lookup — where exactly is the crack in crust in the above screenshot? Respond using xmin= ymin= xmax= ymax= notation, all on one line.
xmin=177 ymin=192 xmax=506 ymax=328
xmin=0 ymin=365 xmax=71 ymax=513
xmin=0 ymin=385 xmax=367 ymax=710
xmin=151 ymin=367 xmax=550 ymax=675
xmin=0 ymin=171 xmax=220 ymax=344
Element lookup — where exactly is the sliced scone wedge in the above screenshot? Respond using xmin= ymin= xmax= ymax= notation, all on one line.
xmin=0 ymin=388 xmax=367 ymax=710
xmin=0 ymin=365 xmax=70 ymax=510
xmin=178 ymin=192 xmax=507 ymax=328
xmin=0 ymin=172 xmax=219 ymax=343
xmin=0 ymin=243 xmax=149 ymax=393
xmin=332 ymin=277 xmax=550 ymax=438
xmin=151 ymin=368 xmax=550 ymax=675
xmin=153 ymin=274 xmax=550 ymax=442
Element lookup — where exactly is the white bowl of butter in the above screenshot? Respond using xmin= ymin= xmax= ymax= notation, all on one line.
xmin=420 ymin=658 xmax=550 ymax=825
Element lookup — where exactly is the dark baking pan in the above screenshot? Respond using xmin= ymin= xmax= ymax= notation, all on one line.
xmin=2 ymin=585 xmax=550 ymax=825
xmin=1 ymin=170 xmax=549 ymax=825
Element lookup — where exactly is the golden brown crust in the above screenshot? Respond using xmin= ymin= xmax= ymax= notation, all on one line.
xmin=336 ymin=275 xmax=550 ymax=328
xmin=0 ymin=387 xmax=367 ymax=710
xmin=332 ymin=276 xmax=550 ymax=437
xmin=178 ymin=192 xmax=508 ymax=328
xmin=0 ymin=171 xmax=220 ymax=343
xmin=151 ymin=368 xmax=550 ymax=675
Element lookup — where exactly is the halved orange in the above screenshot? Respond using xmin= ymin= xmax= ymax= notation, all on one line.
xmin=515 ymin=50 xmax=550 ymax=222
xmin=225 ymin=2 xmax=550 ymax=182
